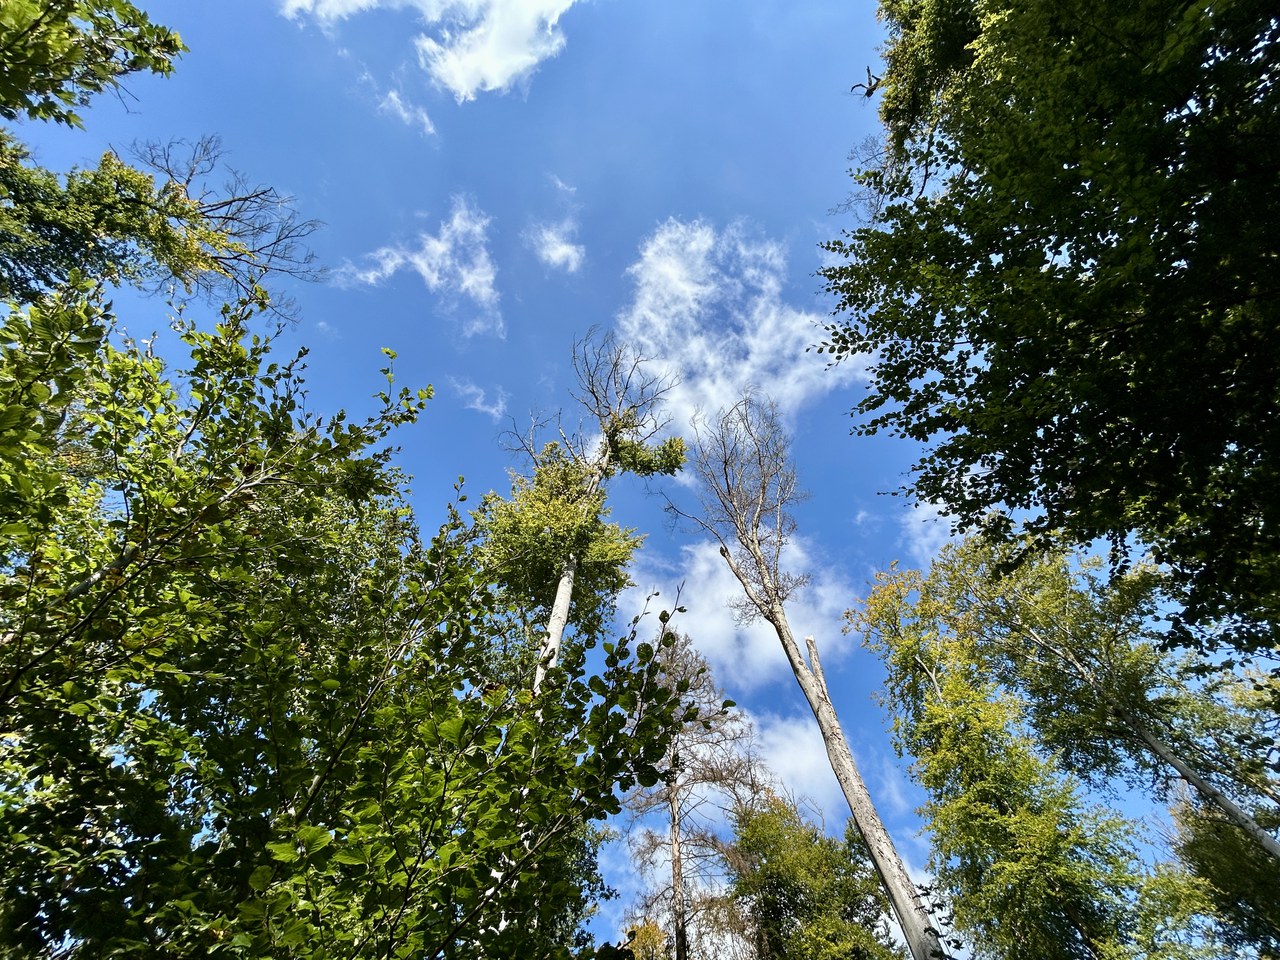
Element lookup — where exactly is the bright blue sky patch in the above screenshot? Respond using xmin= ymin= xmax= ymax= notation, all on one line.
xmin=20 ymin=0 xmax=952 ymax=935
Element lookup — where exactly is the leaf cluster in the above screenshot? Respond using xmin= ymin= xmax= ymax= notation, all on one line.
xmin=725 ymin=794 xmax=899 ymax=960
xmin=0 ymin=0 xmax=183 ymax=126
xmin=822 ymin=0 xmax=1280 ymax=654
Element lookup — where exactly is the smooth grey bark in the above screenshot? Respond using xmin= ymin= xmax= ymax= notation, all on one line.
xmin=675 ymin=395 xmax=945 ymax=960
xmin=998 ymin=599 xmax=1280 ymax=863
xmin=669 ymin=789 xmax=689 ymax=960
xmin=534 ymin=554 xmax=579 ymax=693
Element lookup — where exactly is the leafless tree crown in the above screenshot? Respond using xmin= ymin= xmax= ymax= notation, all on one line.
xmin=672 ymin=394 xmax=810 ymax=622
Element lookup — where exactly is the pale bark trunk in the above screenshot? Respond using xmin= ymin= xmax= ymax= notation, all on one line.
xmin=1118 ymin=705 xmax=1280 ymax=861
xmin=669 ymin=788 xmax=689 ymax=960
xmin=719 ymin=548 xmax=944 ymax=960
xmin=1014 ymin=620 xmax=1280 ymax=862
xmin=534 ymin=553 xmax=578 ymax=694
xmin=788 ymin=625 xmax=944 ymax=960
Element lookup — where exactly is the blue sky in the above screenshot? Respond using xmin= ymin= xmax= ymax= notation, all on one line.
xmin=22 ymin=0 xmax=952 ymax=937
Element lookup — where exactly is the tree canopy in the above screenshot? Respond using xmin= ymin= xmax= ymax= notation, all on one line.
xmin=821 ymin=0 xmax=1280 ymax=652
xmin=0 ymin=10 xmax=688 ymax=956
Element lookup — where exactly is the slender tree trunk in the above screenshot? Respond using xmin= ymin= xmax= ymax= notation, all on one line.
xmin=720 ymin=549 xmax=944 ymax=960
xmin=1014 ymin=619 xmax=1280 ymax=862
xmin=534 ymin=553 xmax=578 ymax=694
xmin=1118 ymin=705 xmax=1280 ymax=861
xmin=669 ymin=788 xmax=689 ymax=960
xmin=789 ymin=625 xmax=944 ymax=960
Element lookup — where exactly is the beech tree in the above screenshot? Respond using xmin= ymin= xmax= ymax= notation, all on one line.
xmin=0 ymin=0 xmax=183 ymax=127
xmin=852 ymin=538 xmax=1280 ymax=865
xmin=474 ymin=331 xmax=683 ymax=692
xmin=856 ymin=604 xmax=1215 ymax=960
xmin=820 ymin=0 xmax=1280 ymax=654
xmin=724 ymin=793 xmax=900 ymax=960
xmin=670 ymin=395 xmax=944 ymax=960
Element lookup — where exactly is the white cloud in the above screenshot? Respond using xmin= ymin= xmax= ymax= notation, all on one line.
xmin=339 ymin=196 xmax=504 ymax=338
xmin=897 ymin=500 xmax=952 ymax=566
xmin=617 ymin=218 xmax=868 ymax=431
xmin=548 ymin=173 xmax=577 ymax=195
xmin=527 ymin=219 xmax=584 ymax=273
xmin=378 ymin=88 xmax=436 ymax=135
xmin=627 ymin=537 xmax=858 ymax=697
xmin=283 ymin=0 xmax=582 ymax=102
xmin=450 ymin=378 xmax=508 ymax=421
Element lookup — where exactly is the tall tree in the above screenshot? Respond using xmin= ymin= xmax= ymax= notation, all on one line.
xmin=0 ymin=14 xmax=688 ymax=953
xmin=624 ymin=631 xmax=765 ymax=960
xmin=475 ymin=331 xmax=683 ymax=692
xmin=851 ymin=538 xmax=1280 ymax=863
xmin=820 ymin=0 xmax=1280 ymax=654
xmin=724 ymin=793 xmax=900 ymax=960
xmin=856 ymin=596 xmax=1215 ymax=960
xmin=669 ymin=394 xmax=945 ymax=960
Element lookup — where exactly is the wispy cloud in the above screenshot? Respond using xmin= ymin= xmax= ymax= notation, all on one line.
xmin=449 ymin=377 xmax=508 ymax=421
xmin=339 ymin=196 xmax=504 ymax=338
xmin=526 ymin=219 xmax=584 ymax=273
xmin=282 ymin=0 xmax=583 ymax=102
xmin=548 ymin=173 xmax=576 ymax=195
xmin=617 ymin=218 xmax=868 ymax=430
xmin=377 ymin=88 xmax=435 ymax=136
xmin=627 ymin=537 xmax=858 ymax=696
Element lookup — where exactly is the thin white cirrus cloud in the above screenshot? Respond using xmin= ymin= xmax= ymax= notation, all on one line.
xmin=281 ymin=0 xmax=582 ymax=102
xmin=449 ymin=377 xmax=508 ymax=421
xmin=626 ymin=536 xmax=858 ymax=697
xmin=378 ymin=88 xmax=436 ymax=136
xmin=616 ymin=217 xmax=869 ymax=430
xmin=548 ymin=173 xmax=577 ymax=195
xmin=338 ymin=196 xmax=504 ymax=338
xmin=526 ymin=219 xmax=585 ymax=273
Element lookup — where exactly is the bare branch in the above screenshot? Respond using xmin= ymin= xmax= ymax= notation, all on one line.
xmin=129 ymin=135 xmax=324 ymax=317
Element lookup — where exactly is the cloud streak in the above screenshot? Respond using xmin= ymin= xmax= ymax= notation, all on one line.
xmin=449 ymin=378 xmax=508 ymax=421
xmin=282 ymin=0 xmax=583 ymax=102
xmin=339 ymin=196 xmax=503 ymax=337
xmin=377 ymin=88 xmax=435 ymax=135
xmin=526 ymin=219 xmax=584 ymax=273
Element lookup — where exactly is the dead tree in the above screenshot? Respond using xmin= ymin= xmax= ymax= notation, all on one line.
xmin=668 ymin=394 xmax=945 ymax=960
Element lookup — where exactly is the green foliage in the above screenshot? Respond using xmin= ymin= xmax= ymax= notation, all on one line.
xmin=1174 ymin=804 xmax=1280 ymax=957
xmin=0 ymin=0 xmax=184 ymax=126
xmin=725 ymin=794 xmax=900 ymax=960
xmin=0 ymin=284 xmax=684 ymax=958
xmin=855 ymin=538 xmax=1280 ymax=834
xmin=476 ymin=442 xmax=644 ymax=650
xmin=854 ymin=540 xmax=1245 ymax=958
xmin=0 ymin=132 xmax=242 ymax=304
xmin=822 ymin=0 xmax=1280 ymax=653
xmin=610 ymin=432 xmax=685 ymax=480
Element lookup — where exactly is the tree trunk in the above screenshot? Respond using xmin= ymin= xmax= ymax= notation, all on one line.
xmin=669 ymin=787 xmax=689 ymax=960
xmin=719 ymin=547 xmax=945 ymax=960
xmin=534 ymin=553 xmax=578 ymax=694
xmin=1118 ymin=705 xmax=1280 ymax=862
xmin=788 ymin=626 xmax=944 ymax=960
